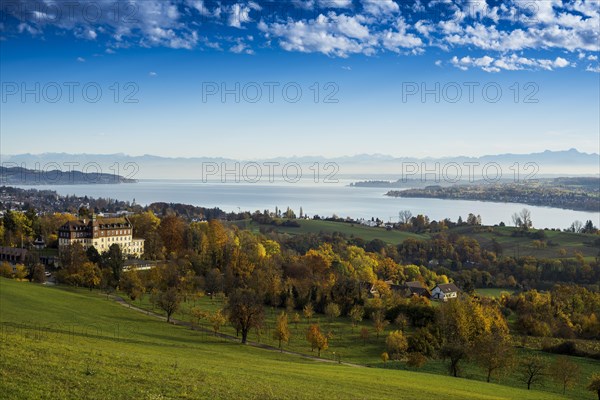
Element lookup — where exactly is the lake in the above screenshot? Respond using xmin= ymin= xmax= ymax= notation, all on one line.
xmin=16 ymin=180 xmax=600 ymax=229
xmin=17 ymin=180 xmax=600 ymax=230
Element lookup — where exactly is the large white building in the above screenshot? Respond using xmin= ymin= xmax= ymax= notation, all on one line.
xmin=58 ymin=215 xmax=144 ymax=257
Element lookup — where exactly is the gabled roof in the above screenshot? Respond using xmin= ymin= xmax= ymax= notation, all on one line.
xmin=405 ymin=281 xmax=426 ymax=289
xmin=434 ymin=283 xmax=460 ymax=293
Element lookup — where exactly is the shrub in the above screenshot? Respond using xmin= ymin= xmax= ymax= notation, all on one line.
xmin=406 ymin=352 xmax=427 ymax=369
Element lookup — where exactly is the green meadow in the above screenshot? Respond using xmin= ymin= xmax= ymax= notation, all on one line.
xmin=0 ymin=278 xmax=577 ymax=400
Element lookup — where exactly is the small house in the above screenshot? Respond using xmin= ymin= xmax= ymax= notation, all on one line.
xmin=431 ymin=283 xmax=460 ymax=301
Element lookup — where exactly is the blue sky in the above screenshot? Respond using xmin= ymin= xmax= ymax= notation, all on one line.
xmin=1 ymin=0 xmax=599 ymax=159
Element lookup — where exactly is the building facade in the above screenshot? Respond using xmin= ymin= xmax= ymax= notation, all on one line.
xmin=58 ymin=215 xmax=144 ymax=257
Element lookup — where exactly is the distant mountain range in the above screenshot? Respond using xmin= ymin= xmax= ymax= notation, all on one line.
xmin=1 ymin=149 xmax=598 ymax=180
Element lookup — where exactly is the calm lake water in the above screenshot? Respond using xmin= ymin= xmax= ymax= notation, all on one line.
xmin=19 ymin=180 xmax=600 ymax=230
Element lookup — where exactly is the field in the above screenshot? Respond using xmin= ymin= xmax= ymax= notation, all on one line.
xmin=241 ymin=218 xmax=599 ymax=259
xmin=120 ymin=289 xmax=599 ymax=399
xmin=229 ymin=219 xmax=428 ymax=244
xmin=0 ymin=278 xmax=577 ymax=400
xmin=449 ymin=225 xmax=599 ymax=260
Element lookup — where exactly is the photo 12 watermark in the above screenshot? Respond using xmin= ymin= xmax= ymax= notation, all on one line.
xmin=1 ymin=162 xmax=140 ymax=184
xmin=396 ymin=161 xmax=539 ymax=183
xmin=200 ymin=162 xmax=340 ymax=183
xmin=1 ymin=82 xmax=140 ymax=104
xmin=201 ymin=81 xmax=340 ymax=104
xmin=401 ymin=81 xmax=540 ymax=104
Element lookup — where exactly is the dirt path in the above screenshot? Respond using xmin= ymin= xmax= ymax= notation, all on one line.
xmin=111 ymin=295 xmax=365 ymax=368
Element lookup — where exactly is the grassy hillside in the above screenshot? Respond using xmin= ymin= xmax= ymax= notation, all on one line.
xmin=0 ymin=279 xmax=570 ymax=400
xmin=449 ymin=225 xmax=599 ymax=259
xmin=121 ymin=290 xmax=599 ymax=399
xmin=230 ymin=219 xmax=428 ymax=244
xmin=230 ymin=219 xmax=599 ymax=259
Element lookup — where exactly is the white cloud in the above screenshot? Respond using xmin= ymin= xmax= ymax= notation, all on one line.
xmin=76 ymin=57 xmax=86 ymax=62
xmin=318 ymin=0 xmax=353 ymax=8
xmin=260 ymin=13 xmax=375 ymax=57
xmin=361 ymin=0 xmax=399 ymax=17
xmin=586 ymin=64 xmax=600 ymax=73
xmin=228 ymin=3 xmax=260 ymax=29
xmin=3 ymin=0 xmax=599 ymax=70
xmin=149 ymin=71 xmax=158 ymax=77
xmin=451 ymin=54 xmax=573 ymax=72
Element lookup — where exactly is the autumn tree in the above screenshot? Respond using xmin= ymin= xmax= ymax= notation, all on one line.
xmin=550 ymin=356 xmax=580 ymax=395
xmin=292 ymin=312 xmax=301 ymax=330
xmin=225 ymin=288 xmax=265 ymax=344
xmin=32 ymin=264 xmax=46 ymax=283
xmin=372 ymin=310 xmax=389 ymax=339
xmin=210 ymin=310 xmax=227 ymax=336
xmin=306 ymin=324 xmax=328 ymax=357
xmin=58 ymin=243 xmax=86 ymax=277
xmin=394 ymin=313 xmax=409 ymax=333
xmin=360 ymin=327 xmax=370 ymax=345
xmin=381 ymin=352 xmax=389 ymax=365
xmin=587 ymin=373 xmax=600 ymax=400
xmin=159 ymin=214 xmax=186 ymax=255
xmin=273 ymin=312 xmax=291 ymax=350
xmin=190 ymin=306 xmax=209 ymax=328
xmin=518 ymin=355 xmax=547 ymax=390
xmin=325 ymin=303 xmax=341 ymax=323
xmin=386 ymin=330 xmax=408 ymax=360
xmin=81 ymin=262 xmax=101 ymax=290
xmin=120 ymin=269 xmax=145 ymax=301
xmin=472 ymin=332 xmax=514 ymax=382
xmin=349 ymin=305 xmax=364 ymax=331
xmin=13 ymin=264 xmax=27 ymax=280
xmin=0 ymin=262 xmax=12 ymax=278
xmin=129 ymin=211 xmax=163 ymax=259
xmin=406 ymin=352 xmax=427 ymax=368
xmin=157 ymin=287 xmax=181 ymax=323
xmin=303 ymin=303 xmax=314 ymax=324
xmin=205 ymin=268 xmax=223 ymax=298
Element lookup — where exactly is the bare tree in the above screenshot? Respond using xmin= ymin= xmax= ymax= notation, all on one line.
xmin=550 ymin=356 xmax=580 ymax=395
xmin=518 ymin=355 xmax=546 ymax=390
xmin=570 ymin=220 xmax=583 ymax=233
xmin=519 ymin=208 xmax=533 ymax=229
xmin=399 ymin=210 xmax=413 ymax=224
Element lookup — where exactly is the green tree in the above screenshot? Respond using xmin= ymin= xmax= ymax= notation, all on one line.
xmin=101 ymin=244 xmax=124 ymax=282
